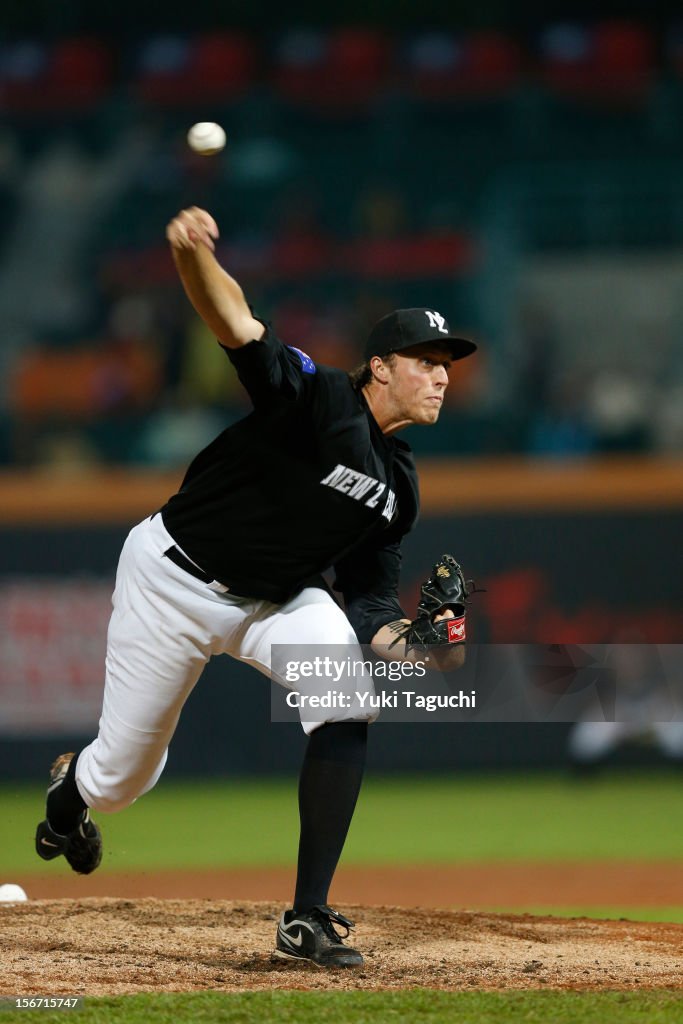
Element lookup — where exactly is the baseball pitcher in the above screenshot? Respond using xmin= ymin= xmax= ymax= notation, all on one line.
xmin=35 ymin=207 xmax=477 ymax=967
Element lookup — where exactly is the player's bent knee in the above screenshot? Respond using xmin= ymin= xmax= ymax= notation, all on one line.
xmin=87 ymin=790 xmax=138 ymax=814
xmin=77 ymin=750 xmax=167 ymax=813
xmin=80 ymin=772 xmax=149 ymax=812
xmin=83 ymin=771 xmax=163 ymax=813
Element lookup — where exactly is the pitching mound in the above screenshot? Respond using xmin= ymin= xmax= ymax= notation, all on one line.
xmin=2 ymin=899 xmax=683 ymax=994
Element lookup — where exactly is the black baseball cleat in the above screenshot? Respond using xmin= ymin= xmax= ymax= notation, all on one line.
xmin=274 ymin=905 xmax=364 ymax=967
xmin=35 ymin=753 xmax=102 ymax=875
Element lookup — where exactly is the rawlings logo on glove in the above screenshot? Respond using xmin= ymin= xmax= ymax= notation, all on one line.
xmin=446 ymin=617 xmax=466 ymax=643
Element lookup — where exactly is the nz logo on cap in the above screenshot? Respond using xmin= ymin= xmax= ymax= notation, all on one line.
xmin=425 ymin=310 xmax=449 ymax=334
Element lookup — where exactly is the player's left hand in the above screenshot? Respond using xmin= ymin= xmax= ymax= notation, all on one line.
xmin=406 ymin=554 xmax=469 ymax=651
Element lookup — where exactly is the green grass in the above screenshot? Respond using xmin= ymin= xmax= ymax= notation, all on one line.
xmin=4 ymin=770 xmax=683 ymax=875
xmin=3 ymin=990 xmax=683 ymax=1024
xmin=495 ymin=906 xmax=683 ymax=924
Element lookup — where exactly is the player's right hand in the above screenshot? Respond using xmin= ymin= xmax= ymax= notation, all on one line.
xmin=166 ymin=207 xmax=219 ymax=253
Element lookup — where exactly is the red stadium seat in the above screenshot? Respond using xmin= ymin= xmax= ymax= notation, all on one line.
xmin=539 ymin=20 xmax=654 ymax=99
xmin=464 ymin=32 xmax=521 ymax=93
xmin=274 ymin=28 xmax=390 ymax=109
xmin=326 ymin=28 xmax=390 ymax=101
xmin=593 ymin=20 xmax=654 ymax=92
xmin=192 ymin=33 xmax=256 ymax=95
xmin=406 ymin=31 xmax=519 ymax=98
xmin=1 ymin=37 xmax=113 ymax=110
xmin=135 ymin=32 xmax=255 ymax=106
xmin=49 ymin=38 xmax=112 ymax=107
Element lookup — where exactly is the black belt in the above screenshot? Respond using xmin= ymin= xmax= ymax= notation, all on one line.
xmin=163 ymin=545 xmax=230 ymax=591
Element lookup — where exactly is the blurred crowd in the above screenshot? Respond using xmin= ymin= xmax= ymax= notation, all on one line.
xmin=2 ymin=20 xmax=683 ymax=468
xmin=9 ymin=283 xmax=683 ymax=470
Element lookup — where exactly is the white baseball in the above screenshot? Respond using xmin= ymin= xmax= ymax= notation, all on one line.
xmin=0 ymin=883 xmax=28 ymax=903
xmin=187 ymin=122 xmax=226 ymax=156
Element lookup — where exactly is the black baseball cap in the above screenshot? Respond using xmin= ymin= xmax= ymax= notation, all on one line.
xmin=365 ymin=308 xmax=477 ymax=362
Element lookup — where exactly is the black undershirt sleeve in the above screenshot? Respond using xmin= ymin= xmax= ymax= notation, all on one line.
xmin=333 ymin=539 xmax=407 ymax=645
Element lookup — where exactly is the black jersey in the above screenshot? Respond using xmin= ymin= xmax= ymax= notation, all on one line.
xmin=161 ymin=325 xmax=419 ymax=644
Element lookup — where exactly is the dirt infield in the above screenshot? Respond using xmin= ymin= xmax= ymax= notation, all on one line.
xmin=2 ymin=899 xmax=683 ymax=994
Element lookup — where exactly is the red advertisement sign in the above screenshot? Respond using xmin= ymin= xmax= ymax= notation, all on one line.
xmin=0 ymin=579 xmax=111 ymax=735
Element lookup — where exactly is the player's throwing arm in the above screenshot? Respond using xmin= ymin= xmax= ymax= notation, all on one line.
xmin=166 ymin=206 xmax=264 ymax=349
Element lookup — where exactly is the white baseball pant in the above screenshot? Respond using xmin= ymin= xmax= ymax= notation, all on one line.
xmin=568 ymin=719 xmax=683 ymax=762
xmin=75 ymin=513 xmax=375 ymax=814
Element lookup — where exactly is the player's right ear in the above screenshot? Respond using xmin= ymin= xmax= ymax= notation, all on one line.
xmin=370 ymin=356 xmax=390 ymax=384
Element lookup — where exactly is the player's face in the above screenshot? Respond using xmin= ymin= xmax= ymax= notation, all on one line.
xmin=385 ymin=345 xmax=452 ymax=425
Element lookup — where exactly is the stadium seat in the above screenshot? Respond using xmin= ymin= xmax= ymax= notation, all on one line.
xmin=406 ymin=31 xmax=520 ymax=98
xmin=665 ymin=21 xmax=683 ymax=76
xmin=12 ymin=344 xmax=161 ymax=419
xmin=192 ymin=33 xmax=256 ymax=96
xmin=539 ymin=20 xmax=654 ymax=99
xmin=273 ymin=29 xmax=329 ymax=103
xmin=134 ymin=34 xmax=191 ymax=104
xmin=593 ymin=20 xmax=654 ymax=95
xmin=274 ymin=27 xmax=390 ymax=108
xmin=1 ymin=37 xmax=114 ymax=111
xmin=538 ymin=22 xmax=596 ymax=93
xmin=465 ymin=32 xmax=522 ymax=93
xmin=326 ymin=28 xmax=390 ymax=102
xmin=0 ymin=41 xmax=50 ymax=110
xmin=135 ymin=32 xmax=255 ymax=106
xmin=405 ymin=32 xmax=464 ymax=98
xmin=49 ymin=38 xmax=112 ymax=107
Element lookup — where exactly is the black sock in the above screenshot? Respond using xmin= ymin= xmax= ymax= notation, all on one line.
xmin=46 ymin=752 xmax=87 ymax=835
xmin=293 ymin=721 xmax=368 ymax=914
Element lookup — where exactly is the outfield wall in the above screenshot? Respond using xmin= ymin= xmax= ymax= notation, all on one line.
xmin=1 ymin=459 xmax=681 ymax=778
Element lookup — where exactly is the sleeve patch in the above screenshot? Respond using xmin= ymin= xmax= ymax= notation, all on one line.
xmin=287 ymin=346 xmax=316 ymax=374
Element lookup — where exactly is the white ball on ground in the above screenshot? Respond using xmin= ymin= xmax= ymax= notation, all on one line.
xmin=187 ymin=122 xmax=226 ymax=156
xmin=0 ymin=883 xmax=28 ymax=903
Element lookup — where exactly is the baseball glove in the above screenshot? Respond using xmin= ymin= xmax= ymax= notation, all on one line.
xmin=401 ymin=554 xmax=473 ymax=652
